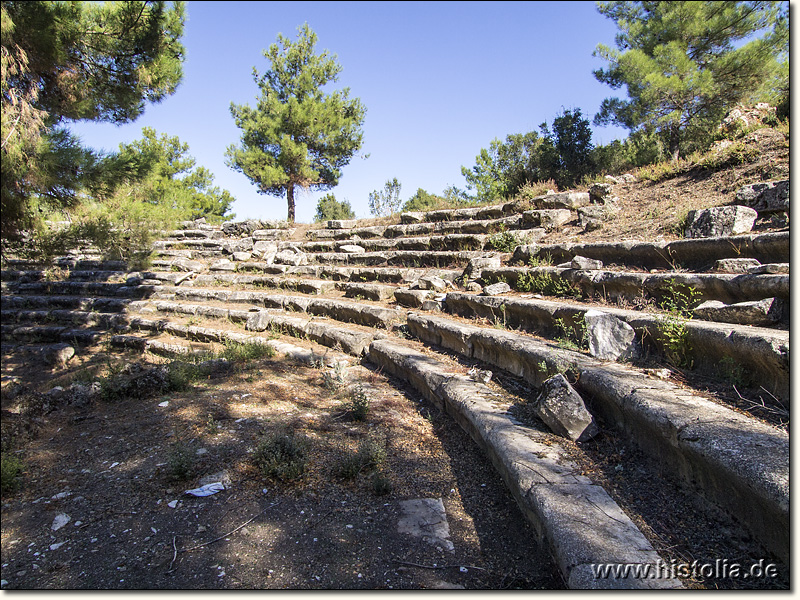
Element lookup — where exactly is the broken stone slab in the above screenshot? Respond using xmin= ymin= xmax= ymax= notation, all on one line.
xmin=523 ymin=209 xmax=572 ymax=231
xmin=410 ymin=275 xmax=447 ymax=292
xmin=712 ymin=258 xmax=762 ymax=273
xmin=340 ymin=282 xmax=396 ymax=301
xmin=570 ymin=256 xmax=603 ymax=270
xmin=527 ymin=191 xmax=590 ymax=210
xmin=482 ymin=282 xmax=511 ymax=296
xmin=397 ymin=498 xmax=454 ymax=552
xmin=684 ymin=206 xmax=758 ymax=238
xmin=274 ymin=249 xmax=308 ymax=266
xmin=338 ymin=244 xmax=365 ymax=254
xmin=584 ymin=310 xmax=638 ymax=361
xmin=209 ymin=259 xmax=236 ymax=272
xmin=735 ymin=180 xmax=789 ymax=214
xmin=588 ymin=183 xmax=617 ymax=204
xmin=462 ymin=256 xmax=502 ymax=281
xmin=400 ymin=211 xmax=425 ymax=224
xmin=748 ymin=263 xmax=789 ymax=275
xmin=327 ymin=219 xmax=358 ymax=229
xmin=693 ymin=298 xmax=785 ymax=326
xmin=232 ymin=252 xmax=252 ymax=262
xmin=394 ymin=288 xmax=433 ymax=308
xmin=535 ymin=374 xmax=599 ymax=442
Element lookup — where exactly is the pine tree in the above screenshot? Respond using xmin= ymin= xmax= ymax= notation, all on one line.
xmin=593 ymin=1 xmax=788 ymax=160
xmin=226 ymin=24 xmax=366 ymax=223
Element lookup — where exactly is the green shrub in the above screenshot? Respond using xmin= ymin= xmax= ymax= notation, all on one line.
xmin=336 ymin=438 xmax=387 ymax=480
xmin=344 ymin=386 xmax=371 ymax=421
xmin=488 ymin=229 xmax=523 ymax=253
xmin=371 ymin=470 xmax=393 ymax=496
xmin=166 ymin=441 xmax=194 ymax=481
xmin=253 ymin=430 xmax=309 ymax=482
xmin=1 ymin=453 xmax=24 ymax=495
xmin=314 ymin=193 xmax=355 ymax=222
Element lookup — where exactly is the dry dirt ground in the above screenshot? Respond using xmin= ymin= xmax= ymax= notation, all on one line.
xmin=1 ymin=343 xmax=564 ymax=590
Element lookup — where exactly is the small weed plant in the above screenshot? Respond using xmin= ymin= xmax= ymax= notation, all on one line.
xmin=488 ymin=229 xmax=523 ymax=253
xmin=656 ymin=280 xmax=700 ymax=369
xmin=166 ymin=441 xmax=194 ymax=480
xmin=554 ymin=315 xmax=588 ymax=351
xmin=253 ymin=430 xmax=309 ymax=482
xmin=1 ymin=453 xmax=24 ymax=495
xmin=337 ymin=437 xmax=387 ymax=480
xmin=344 ymin=386 xmax=371 ymax=421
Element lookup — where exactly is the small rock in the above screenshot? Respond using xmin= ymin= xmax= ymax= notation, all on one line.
xmin=167 ymin=500 xmax=178 ymax=509
xmin=49 ymin=542 xmax=66 ymax=551
xmin=570 ymin=256 xmax=604 ymax=270
xmin=51 ymin=513 xmax=70 ymax=531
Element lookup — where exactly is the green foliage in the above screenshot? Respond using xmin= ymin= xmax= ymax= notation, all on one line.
xmin=226 ymin=23 xmax=366 ymax=223
xmin=593 ymin=1 xmax=789 ymax=160
xmin=718 ymin=356 xmax=747 ymax=387
xmin=516 ymin=271 xmax=580 ymax=298
xmin=368 ymin=177 xmax=402 ymax=217
xmin=401 ymin=188 xmax=446 ymax=212
xmin=554 ymin=315 xmax=588 ymax=351
xmin=1 ymin=453 xmax=24 ymax=495
xmin=344 ymin=386 xmax=371 ymax=421
xmin=1 ymin=0 xmax=186 ymax=237
xmin=220 ymin=340 xmax=275 ymax=363
xmin=488 ymin=229 xmax=524 ymax=253
xmin=336 ymin=437 xmax=386 ymax=480
xmin=166 ymin=440 xmax=194 ymax=481
xmin=659 ymin=280 xmax=702 ymax=318
xmin=117 ymin=128 xmax=235 ymax=222
xmin=253 ymin=430 xmax=309 ymax=482
xmin=539 ymin=108 xmax=595 ymax=189
xmin=314 ymin=193 xmax=355 ymax=222
xmin=461 ymin=132 xmax=549 ymax=202
xmin=655 ymin=280 xmax=700 ymax=368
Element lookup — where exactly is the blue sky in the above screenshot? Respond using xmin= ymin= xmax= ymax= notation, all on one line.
xmin=70 ymin=1 xmax=631 ymax=223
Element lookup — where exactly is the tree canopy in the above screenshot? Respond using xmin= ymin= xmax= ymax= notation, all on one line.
xmin=314 ymin=193 xmax=354 ymax=222
xmin=593 ymin=1 xmax=789 ymax=160
xmin=368 ymin=178 xmax=402 ymax=217
xmin=226 ymin=23 xmax=366 ymax=223
xmin=117 ymin=128 xmax=235 ymax=222
xmin=1 ymin=0 xmax=186 ymax=236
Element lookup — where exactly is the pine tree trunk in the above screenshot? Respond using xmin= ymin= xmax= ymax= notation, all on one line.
xmin=286 ymin=184 xmax=296 ymax=223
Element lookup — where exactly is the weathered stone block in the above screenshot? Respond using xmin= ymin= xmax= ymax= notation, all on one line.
xmin=684 ymin=206 xmax=757 ymax=238
xmin=534 ymin=374 xmax=598 ymax=442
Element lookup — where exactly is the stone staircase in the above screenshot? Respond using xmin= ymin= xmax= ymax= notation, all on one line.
xmin=1 ymin=187 xmax=789 ymax=589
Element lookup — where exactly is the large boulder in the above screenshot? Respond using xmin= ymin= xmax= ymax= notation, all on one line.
xmin=684 ymin=206 xmax=757 ymax=238
xmin=735 ymin=180 xmax=789 ymax=215
xmin=534 ymin=374 xmax=598 ymax=442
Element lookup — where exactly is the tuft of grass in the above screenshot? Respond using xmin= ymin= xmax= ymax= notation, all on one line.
xmin=220 ymin=340 xmax=275 ymax=362
xmin=337 ymin=437 xmax=387 ymax=480
xmin=1 ymin=453 xmax=24 ymax=495
xmin=554 ymin=315 xmax=587 ymax=351
xmin=253 ymin=430 xmax=309 ymax=482
xmin=371 ymin=470 xmax=393 ymax=496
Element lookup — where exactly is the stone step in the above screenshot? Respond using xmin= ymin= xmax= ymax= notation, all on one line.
xmin=116 ymin=321 xmax=350 ymax=368
xmin=128 ymin=300 xmax=388 ymax=358
xmin=367 ymin=337 xmax=679 ymax=589
xmin=514 ymin=231 xmax=789 ymax=270
xmin=5 ymin=281 xmax=158 ymax=298
xmin=1 ymin=324 xmax=108 ymax=345
xmin=482 ymin=266 xmax=790 ymax=306
xmin=403 ymin=312 xmax=789 ymax=563
xmin=156 ymin=287 xmax=405 ymax=330
xmin=1 ymin=308 xmax=131 ymax=330
xmin=444 ymin=292 xmax=789 ymax=403
xmin=308 ymin=250 xmax=490 ymax=268
xmin=0 ymin=295 xmax=131 ymax=312
xmin=2 ymin=258 xmax=128 ymax=271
